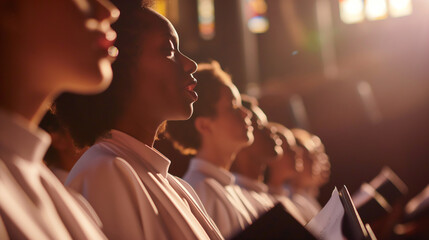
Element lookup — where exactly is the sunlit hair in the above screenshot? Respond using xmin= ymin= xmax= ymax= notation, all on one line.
xmin=291 ymin=128 xmax=315 ymax=152
xmin=54 ymin=2 xmax=158 ymax=148
xmin=267 ymin=122 xmax=296 ymax=147
xmin=165 ymin=61 xmax=232 ymax=155
xmin=240 ymin=94 xmax=258 ymax=112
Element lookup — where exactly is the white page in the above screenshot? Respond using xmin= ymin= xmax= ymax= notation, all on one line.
xmin=305 ymin=187 xmax=345 ymax=240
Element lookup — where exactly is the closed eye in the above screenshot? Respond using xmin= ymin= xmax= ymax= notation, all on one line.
xmin=165 ymin=40 xmax=176 ymax=58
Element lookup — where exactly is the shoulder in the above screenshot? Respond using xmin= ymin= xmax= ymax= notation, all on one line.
xmin=66 ymin=144 xmax=141 ymax=193
xmin=183 ymin=168 xmax=220 ymax=190
xmin=191 ymin=177 xmax=229 ymax=205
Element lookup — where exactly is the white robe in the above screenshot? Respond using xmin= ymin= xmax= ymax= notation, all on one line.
xmin=268 ymin=185 xmax=308 ymax=225
xmin=49 ymin=167 xmax=69 ymax=184
xmin=184 ymin=158 xmax=255 ymax=238
xmin=291 ymin=192 xmax=322 ymax=223
xmin=0 ymin=110 xmax=106 ymax=240
xmin=234 ymin=173 xmax=275 ymax=217
xmin=66 ymin=130 xmax=223 ymax=240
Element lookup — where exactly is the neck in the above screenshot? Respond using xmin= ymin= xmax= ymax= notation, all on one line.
xmin=196 ymin=140 xmax=238 ymax=170
xmin=0 ymin=80 xmax=53 ymax=127
xmin=115 ymin=108 xmax=163 ymax=147
xmin=0 ymin=45 xmax=56 ymax=126
xmin=115 ymin=118 xmax=162 ymax=147
xmin=267 ymin=166 xmax=295 ymax=188
xmin=267 ymin=170 xmax=287 ymax=189
xmin=233 ymin=151 xmax=267 ymax=181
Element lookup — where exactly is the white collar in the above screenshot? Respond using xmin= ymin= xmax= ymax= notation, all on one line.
xmin=188 ymin=158 xmax=235 ymax=186
xmin=0 ymin=109 xmax=50 ymax=163
xmin=234 ymin=173 xmax=269 ymax=193
xmin=100 ymin=129 xmax=171 ymax=178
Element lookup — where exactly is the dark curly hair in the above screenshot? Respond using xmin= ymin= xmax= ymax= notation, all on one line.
xmin=39 ymin=110 xmax=63 ymax=166
xmin=54 ymin=1 xmax=158 ymax=148
xmin=165 ymin=61 xmax=232 ymax=155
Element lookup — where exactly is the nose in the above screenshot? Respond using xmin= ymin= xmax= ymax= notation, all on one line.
xmin=238 ymin=106 xmax=253 ymax=128
xmin=272 ymin=132 xmax=282 ymax=146
xmin=240 ymin=106 xmax=252 ymax=121
xmin=93 ymin=0 xmax=120 ymax=25
xmin=180 ymin=53 xmax=198 ymax=75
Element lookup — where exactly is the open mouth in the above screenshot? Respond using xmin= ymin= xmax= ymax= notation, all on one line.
xmin=185 ymin=79 xmax=198 ymax=101
xmin=185 ymin=80 xmax=197 ymax=92
xmin=95 ymin=29 xmax=117 ymax=58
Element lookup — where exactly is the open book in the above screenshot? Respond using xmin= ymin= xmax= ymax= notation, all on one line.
xmin=339 ymin=186 xmax=376 ymax=240
xmin=233 ymin=186 xmax=376 ymax=240
xmin=306 ymin=186 xmax=375 ymax=240
xmin=232 ymin=202 xmax=317 ymax=240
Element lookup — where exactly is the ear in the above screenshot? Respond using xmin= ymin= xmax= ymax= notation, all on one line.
xmin=194 ymin=116 xmax=213 ymax=136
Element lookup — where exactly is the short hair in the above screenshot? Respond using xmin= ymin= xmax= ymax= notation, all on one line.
xmin=54 ymin=5 xmax=158 ymax=148
xmin=241 ymin=94 xmax=269 ymax=127
xmin=240 ymin=94 xmax=258 ymax=110
xmin=165 ymin=61 xmax=232 ymax=155
xmin=291 ymin=128 xmax=315 ymax=152
xmin=268 ymin=122 xmax=296 ymax=147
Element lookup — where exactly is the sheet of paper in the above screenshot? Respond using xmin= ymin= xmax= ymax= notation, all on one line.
xmin=305 ymin=187 xmax=345 ymax=240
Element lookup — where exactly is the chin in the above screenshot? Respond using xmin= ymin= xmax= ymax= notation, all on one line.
xmin=238 ymin=134 xmax=253 ymax=149
xmin=86 ymin=59 xmax=113 ymax=94
xmin=170 ymin=103 xmax=194 ymax=121
xmin=70 ymin=60 xmax=113 ymax=95
xmin=246 ymin=131 xmax=255 ymax=145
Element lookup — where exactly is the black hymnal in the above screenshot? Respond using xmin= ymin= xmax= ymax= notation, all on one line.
xmin=340 ymin=186 xmax=376 ymax=240
xmin=232 ymin=203 xmax=317 ymax=240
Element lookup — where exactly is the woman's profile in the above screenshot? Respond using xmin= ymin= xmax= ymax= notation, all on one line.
xmin=55 ymin=4 xmax=222 ymax=240
xmin=0 ymin=0 xmax=119 ymax=239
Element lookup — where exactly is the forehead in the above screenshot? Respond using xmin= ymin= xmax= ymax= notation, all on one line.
xmin=250 ymin=105 xmax=267 ymax=124
xmin=280 ymin=129 xmax=296 ymax=147
xmin=140 ymin=9 xmax=178 ymax=40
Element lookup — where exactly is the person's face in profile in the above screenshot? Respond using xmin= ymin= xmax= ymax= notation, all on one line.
xmin=131 ymin=9 xmax=198 ymax=121
xmin=311 ymin=151 xmax=331 ymax=186
xmin=294 ymin=145 xmax=317 ymax=187
xmin=247 ymin=107 xmax=283 ymax=163
xmin=12 ymin=0 xmax=119 ymax=94
xmin=272 ymin=131 xmax=300 ymax=179
xmin=206 ymin=84 xmax=254 ymax=150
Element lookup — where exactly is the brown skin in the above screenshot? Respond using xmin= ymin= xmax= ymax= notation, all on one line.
xmin=195 ymin=84 xmax=253 ymax=170
xmin=233 ymin=105 xmax=283 ymax=182
xmin=267 ymin=128 xmax=302 ymax=189
xmin=0 ymin=0 xmax=118 ymax=125
xmin=290 ymin=131 xmax=330 ymax=197
xmin=114 ymin=9 xmax=198 ymax=147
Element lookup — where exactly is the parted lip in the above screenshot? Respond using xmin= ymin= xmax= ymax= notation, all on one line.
xmin=95 ymin=28 xmax=116 ymax=51
xmin=185 ymin=77 xmax=198 ymax=91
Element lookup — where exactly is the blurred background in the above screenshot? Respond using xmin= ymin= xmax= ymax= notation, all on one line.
xmin=153 ymin=0 xmax=429 ymax=204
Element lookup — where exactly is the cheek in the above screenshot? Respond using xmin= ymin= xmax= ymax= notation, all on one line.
xmin=145 ymin=60 xmax=184 ymax=97
xmin=217 ymin=118 xmax=241 ymax=141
